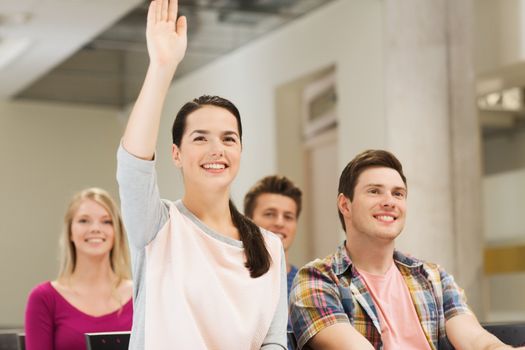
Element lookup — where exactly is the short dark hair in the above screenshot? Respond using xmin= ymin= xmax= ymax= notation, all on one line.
xmin=338 ymin=149 xmax=407 ymax=230
xmin=244 ymin=175 xmax=302 ymax=219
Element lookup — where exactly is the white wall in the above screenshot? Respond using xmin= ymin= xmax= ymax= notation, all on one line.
xmin=474 ymin=0 xmax=501 ymax=74
xmin=484 ymin=127 xmax=525 ymax=175
xmin=0 ymin=100 xmax=123 ymax=326
xmin=483 ymin=168 xmax=525 ymax=321
xmin=487 ymin=273 xmax=525 ymax=322
xmin=484 ymin=168 xmax=525 ymax=243
xmin=475 ymin=0 xmax=525 ymax=74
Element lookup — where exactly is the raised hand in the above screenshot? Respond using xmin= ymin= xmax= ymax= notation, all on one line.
xmin=146 ymin=0 xmax=187 ymax=69
xmin=123 ymin=0 xmax=188 ymax=159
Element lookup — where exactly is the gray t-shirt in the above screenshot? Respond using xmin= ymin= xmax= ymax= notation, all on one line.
xmin=116 ymin=145 xmax=287 ymax=349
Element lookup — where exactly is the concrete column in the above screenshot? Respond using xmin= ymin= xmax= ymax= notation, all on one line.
xmin=446 ymin=0 xmax=485 ymax=318
xmin=384 ymin=0 xmax=484 ymax=315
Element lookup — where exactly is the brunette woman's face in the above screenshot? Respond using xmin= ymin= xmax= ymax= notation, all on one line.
xmin=70 ymin=199 xmax=115 ymax=259
xmin=172 ymin=105 xmax=242 ymax=191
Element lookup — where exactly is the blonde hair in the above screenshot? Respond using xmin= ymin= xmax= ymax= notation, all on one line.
xmin=58 ymin=188 xmax=131 ymax=283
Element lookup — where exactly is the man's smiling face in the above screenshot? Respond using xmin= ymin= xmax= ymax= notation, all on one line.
xmin=344 ymin=166 xmax=407 ymax=242
xmin=250 ymin=193 xmax=298 ymax=251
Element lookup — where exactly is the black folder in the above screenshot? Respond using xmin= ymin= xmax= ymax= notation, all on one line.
xmin=85 ymin=331 xmax=130 ymax=350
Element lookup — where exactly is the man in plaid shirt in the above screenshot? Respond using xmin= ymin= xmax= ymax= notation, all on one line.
xmin=289 ymin=149 xmax=522 ymax=350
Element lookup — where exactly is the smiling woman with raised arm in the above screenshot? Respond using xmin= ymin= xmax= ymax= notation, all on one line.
xmin=24 ymin=188 xmax=133 ymax=350
xmin=116 ymin=0 xmax=287 ymax=349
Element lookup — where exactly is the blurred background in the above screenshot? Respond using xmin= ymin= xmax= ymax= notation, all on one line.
xmin=1 ymin=0 xmax=524 ymax=327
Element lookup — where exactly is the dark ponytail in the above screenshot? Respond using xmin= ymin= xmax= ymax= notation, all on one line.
xmin=229 ymin=200 xmax=271 ymax=278
xmin=173 ymin=95 xmax=272 ymax=278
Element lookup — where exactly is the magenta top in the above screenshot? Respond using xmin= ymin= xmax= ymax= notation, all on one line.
xmin=24 ymin=281 xmax=133 ymax=350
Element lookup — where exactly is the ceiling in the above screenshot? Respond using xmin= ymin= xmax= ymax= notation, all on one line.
xmin=0 ymin=0 xmax=332 ymax=108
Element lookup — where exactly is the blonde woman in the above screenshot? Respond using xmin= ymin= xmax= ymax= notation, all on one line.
xmin=25 ymin=188 xmax=133 ymax=350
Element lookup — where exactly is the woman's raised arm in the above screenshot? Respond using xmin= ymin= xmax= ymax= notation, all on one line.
xmin=122 ymin=0 xmax=187 ymax=160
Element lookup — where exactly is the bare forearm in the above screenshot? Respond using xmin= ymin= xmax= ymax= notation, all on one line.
xmin=123 ymin=63 xmax=177 ymax=160
xmin=446 ymin=314 xmax=524 ymax=350
xmin=472 ymin=333 xmax=522 ymax=350
xmin=307 ymin=323 xmax=374 ymax=350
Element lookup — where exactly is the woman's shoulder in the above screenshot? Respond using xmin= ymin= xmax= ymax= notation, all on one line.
xmin=259 ymin=227 xmax=281 ymax=243
xmin=259 ymin=228 xmax=284 ymax=254
xmin=26 ymin=281 xmax=56 ymax=310
xmin=28 ymin=281 xmax=54 ymax=297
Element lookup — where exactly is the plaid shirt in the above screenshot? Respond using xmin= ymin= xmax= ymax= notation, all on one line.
xmin=289 ymin=243 xmax=472 ymax=350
